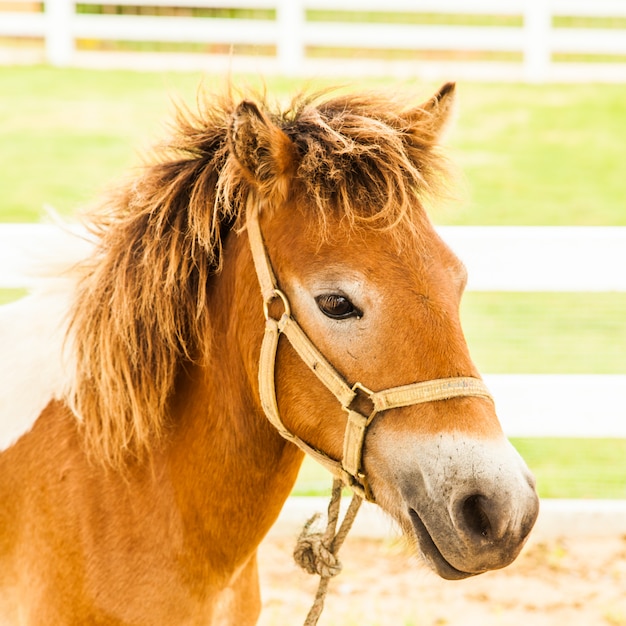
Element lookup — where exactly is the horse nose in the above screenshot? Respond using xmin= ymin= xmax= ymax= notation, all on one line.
xmin=460 ymin=494 xmax=497 ymax=541
xmin=453 ymin=485 xmax=539 ymax=568
xmin=458 ymin=494 xmax=512 ymax=542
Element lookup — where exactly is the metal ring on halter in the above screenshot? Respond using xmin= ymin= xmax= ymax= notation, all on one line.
xmin=263 ymin=288 xmax=291 ymax=321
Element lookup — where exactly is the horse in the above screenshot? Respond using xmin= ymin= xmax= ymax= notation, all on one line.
xmin=0 ymin=82 xmax=539 ymax=625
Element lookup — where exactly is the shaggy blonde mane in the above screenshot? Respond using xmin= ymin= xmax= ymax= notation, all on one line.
xmin=67 ymin=84 xmax=455 ymax=467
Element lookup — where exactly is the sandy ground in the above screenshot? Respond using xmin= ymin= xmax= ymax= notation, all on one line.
xmin=257 ymin=531 xmax=626 ymax=626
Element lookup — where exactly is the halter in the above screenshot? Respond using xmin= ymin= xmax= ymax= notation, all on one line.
xmin=246 ymin=195 xmax=492 ymax=502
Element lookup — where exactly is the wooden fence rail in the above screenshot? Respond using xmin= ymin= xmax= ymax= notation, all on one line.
xmin=1 ymin=223 xmax=625 ymax=438
xmin=2 ymin=0 xmax=626 ymax=81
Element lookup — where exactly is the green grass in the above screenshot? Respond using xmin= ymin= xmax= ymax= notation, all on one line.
xmin=0 ymin=67 xmax=200 ymax=221
xmin=294 ymin=441 xmax=626 ymax=500
xmin=1 ymin=68 xmax=625 ymax=225
xmin=306 ymin=10 xmax=522 ymax=27
xmin=0 ymin=67 xmax=334 ymax=221
xmin=446 ymin=83 xmax=626 ymax=226
xmin=513 ymin=438 xmax=626 ymax=499
xmin=76 ymin=5 xmax=275 ymax=19
xmin=462 ymin=292 xmax=626 ymax=374
xmin=0 ymin=67 xmax=314 ymax=221
xmin=0 ymin=289 xmax=26 ymax=305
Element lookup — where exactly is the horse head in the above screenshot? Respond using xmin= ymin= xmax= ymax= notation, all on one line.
xmin=227 ymin=84 xmax=539 ymax=580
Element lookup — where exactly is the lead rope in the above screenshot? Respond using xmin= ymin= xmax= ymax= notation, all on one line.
xmin=293 ymin=479 xmax=363 ymax=626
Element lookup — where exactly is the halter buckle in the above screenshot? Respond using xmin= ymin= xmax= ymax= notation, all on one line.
xmin=347 ymin=381 xmax=376 ymax=420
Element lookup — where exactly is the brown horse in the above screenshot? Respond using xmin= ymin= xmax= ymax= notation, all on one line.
xmin=0 ymin=83 xmax=539 ymax=625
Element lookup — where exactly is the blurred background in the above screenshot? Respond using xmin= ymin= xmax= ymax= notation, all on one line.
xmin=1 ymin=2 xmax=625 ymax=623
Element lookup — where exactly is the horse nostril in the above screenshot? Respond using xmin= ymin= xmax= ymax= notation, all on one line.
xmin=461 ymin=495 xmax=492 ymax=541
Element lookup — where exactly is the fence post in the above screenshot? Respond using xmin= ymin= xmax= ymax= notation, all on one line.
xmin=45 ymin=0 xmax=74 ymax=66
xmin=523 ymin=0 xmax=551 ymax=82
xmin=276 ymin=0 xmax=304 ymax=75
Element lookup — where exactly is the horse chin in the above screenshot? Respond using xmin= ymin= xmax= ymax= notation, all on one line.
xmin=406 ymin=509 xmax=476 ymax=581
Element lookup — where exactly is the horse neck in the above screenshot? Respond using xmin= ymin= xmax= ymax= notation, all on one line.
xmin=165 ymin=229 xmax=304 ymax=571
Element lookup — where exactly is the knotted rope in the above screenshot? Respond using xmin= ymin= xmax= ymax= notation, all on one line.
xmin=293 ymin=478 xmax=363 ymax=626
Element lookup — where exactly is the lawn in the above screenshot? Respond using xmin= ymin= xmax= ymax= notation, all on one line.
xmin=462 ymin=292 xmax=626 ymax=375
xmin=1 ymin=66 xmax=624 ymax=497
xmin=0 ymin=289 xmax=26 ymax=305
xmin=1 ymin=67 xmax=625 ymax=225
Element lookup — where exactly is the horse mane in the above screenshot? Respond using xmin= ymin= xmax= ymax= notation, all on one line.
xmin=66 ymin=84 xmax=455 ymax=468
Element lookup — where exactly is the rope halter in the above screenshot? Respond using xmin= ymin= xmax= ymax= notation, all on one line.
xmin=246 ymin=195 xmax=493 ymax=501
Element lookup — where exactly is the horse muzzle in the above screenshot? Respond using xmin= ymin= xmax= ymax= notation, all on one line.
xmin=368 ymin=432 xmax=540 ymax=579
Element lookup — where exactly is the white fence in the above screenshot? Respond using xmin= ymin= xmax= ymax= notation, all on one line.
xmin=1 ymin=223 xmax=625 ymax=439
xmin=2 ymin=0 xmax=626 ymax=81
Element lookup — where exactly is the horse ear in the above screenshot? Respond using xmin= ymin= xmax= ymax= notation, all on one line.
xmin=409 ymin=82 xmax=457 ymax=143
xmin=228 ymin=100 xmax=296 ymax=201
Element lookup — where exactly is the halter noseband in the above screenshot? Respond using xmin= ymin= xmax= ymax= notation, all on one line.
xmin=246 ymin=196 xmax=492 ymax=501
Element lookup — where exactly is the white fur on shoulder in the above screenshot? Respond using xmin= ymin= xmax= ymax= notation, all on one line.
xmin=0 ymin=226 xmax=91 ymax=451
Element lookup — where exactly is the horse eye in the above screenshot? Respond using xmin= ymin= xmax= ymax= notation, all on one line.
xmin=315 ymin=294 xmax=362 ymax=320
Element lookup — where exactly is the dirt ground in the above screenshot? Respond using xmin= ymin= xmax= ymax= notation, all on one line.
xmin=257 ymin=531 xmax=626 ymax=626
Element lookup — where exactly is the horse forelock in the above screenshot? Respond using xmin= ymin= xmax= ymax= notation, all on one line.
xmin=285 ymin=92 xmax=452 ymax=235
xmin=66 ymin=85 xmax=455 ymax=468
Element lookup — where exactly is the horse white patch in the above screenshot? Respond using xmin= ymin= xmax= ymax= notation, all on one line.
xmin=0 ymin=290 xmax=71 ymax=450
xmin=0 ymin=227 xmax=90 ymax=451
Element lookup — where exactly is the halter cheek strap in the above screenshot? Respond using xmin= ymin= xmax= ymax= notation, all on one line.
xmin=246 ymin=196 xmax=492 ymax=501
